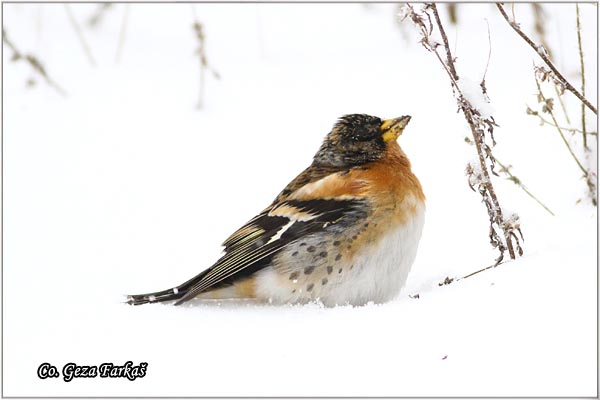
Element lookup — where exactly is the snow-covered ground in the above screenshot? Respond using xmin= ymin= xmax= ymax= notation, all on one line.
xmin=3 ymin=3 xmax=597 ymax=397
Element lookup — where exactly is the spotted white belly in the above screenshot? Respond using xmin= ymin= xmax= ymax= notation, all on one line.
xmin=255 ymin=203 xmax=425 ymax=306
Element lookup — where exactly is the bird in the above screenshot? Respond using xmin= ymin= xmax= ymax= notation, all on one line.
xmin=127 ymin=114 xmax=425 ymax=307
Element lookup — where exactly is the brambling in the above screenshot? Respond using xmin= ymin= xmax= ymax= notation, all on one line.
xmin=127 ymin=114 xmax=425 ymax=307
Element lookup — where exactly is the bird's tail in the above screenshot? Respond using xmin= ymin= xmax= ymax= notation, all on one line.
xmin=126 ymin=270 xmax=210 ymax=306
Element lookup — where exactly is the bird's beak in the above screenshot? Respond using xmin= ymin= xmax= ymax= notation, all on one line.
xmin=381 ymin=116 xmax=411 ymax=142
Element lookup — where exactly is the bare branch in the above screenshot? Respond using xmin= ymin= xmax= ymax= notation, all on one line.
xmin=431 ymin=4 xmax=458 ymax=81
xmin=2 ymin=27 xmax=67 ymax=96
xmin=496 ymin=3 xmax=597 ymax=115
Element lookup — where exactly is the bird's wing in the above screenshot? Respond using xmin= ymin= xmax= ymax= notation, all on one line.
xmin=175 ymin=173 xmax=369 ymax=304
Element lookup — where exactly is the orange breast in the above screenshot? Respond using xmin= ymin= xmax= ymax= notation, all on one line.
xmin=290 ymin=142 xmax=424 ymax=225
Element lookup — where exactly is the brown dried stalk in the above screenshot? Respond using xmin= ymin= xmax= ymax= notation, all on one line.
xmin=575 ymin=4 xmax=588 ymax=149
xmin=496 ymin=3 xmax=597 ymax=115
xmin=191 ymin=6 xmax=220 ymax=110
xmin=404 ymin=3 xmax=523 ymax=265
xmin=458 ymin=263 xmax=497 ymax=281
xmin=2 ymin=27 xmax=66 ymax=96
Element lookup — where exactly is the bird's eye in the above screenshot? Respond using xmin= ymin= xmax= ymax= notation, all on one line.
xmin=351 ymin=127 xmax=376 ymax=142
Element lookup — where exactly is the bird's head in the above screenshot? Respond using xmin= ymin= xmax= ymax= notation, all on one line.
xmin=313 ymin=114 xmax=412 ymax=167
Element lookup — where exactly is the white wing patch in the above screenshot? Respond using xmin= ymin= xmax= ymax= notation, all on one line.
xmin=266 ymin=219 xmax=296 ymax=245
xmin=266 ymin=202 xmax=324 ymax=245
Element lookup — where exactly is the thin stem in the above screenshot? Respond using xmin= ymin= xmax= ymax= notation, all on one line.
xmin=115 ymin=4 xmax=129 ymax=64
xmin=534 ymin=74 xmax=588 ymax=176
xmin=496 ymin=3 xmax=597 ymax=115
xmin=65 ymin=4 xmax=96 ymax=67
xmin=431 ymin=4 xmax=458 ymax=81
xmin=458 ymin=261 xmax=503 ymax=281
xmin=576 ymin=3 xmax=588 ymax=149
xmin=554 ymin=85 xmax=572 ymax=125
xmin=527 ymin=105 xmax=596 ymax=136
xmin=192 ymin=5 xmax=205 ymax=109
xmin=481 ymin=18 xmax=492 ymax=85
xmin=3 ymin=27 xmax=67 ymax=96
xmin=492 ymin=155 xmax=555 ymax=216
xmin=531 ymin=3 xmax=552 ymax=60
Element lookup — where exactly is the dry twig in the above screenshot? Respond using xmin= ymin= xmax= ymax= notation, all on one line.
xmin=191 ymin=6 xmax=220 ymax=109
xmin=2 ymin=27 xmax=67 ymax=96
xmin=496 ymin=3 xmax=597 ymax=115
xmin=458 ymin=262 xmax=500 ymax=281
xmin=575 ymin=4 xmax=588 ymax=149
xmin=403 ymin=3 xmax=523 ymax=265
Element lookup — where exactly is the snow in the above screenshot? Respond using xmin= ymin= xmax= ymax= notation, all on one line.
xmin=3 ymin=3 xmax=597 ymax=397
xmin=537 ymin=44 xmax=550 ymax=58
xmin=458 ymin=76 xmax=494 ymax=119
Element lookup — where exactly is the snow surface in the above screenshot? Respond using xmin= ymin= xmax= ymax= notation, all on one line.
xmin=3 ymin=3 xmax=597 ymax=397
